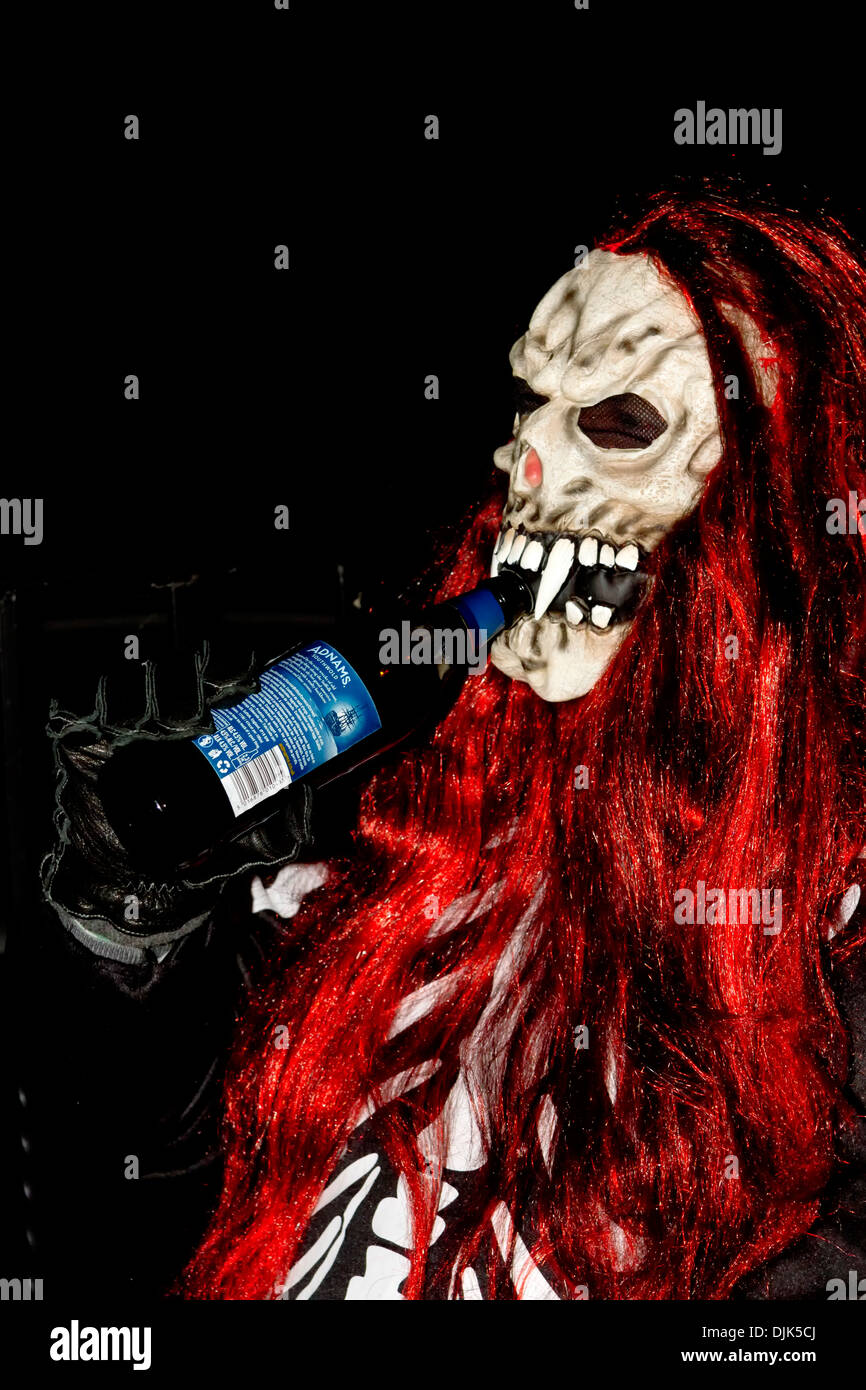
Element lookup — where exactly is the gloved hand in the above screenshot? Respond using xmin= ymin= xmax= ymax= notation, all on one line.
xmin=40 ymin=641 xmax=314 ymax=959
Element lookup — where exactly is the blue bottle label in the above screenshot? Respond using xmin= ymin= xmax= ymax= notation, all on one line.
xmin=192 ymin=642 xmax=382 ymax=816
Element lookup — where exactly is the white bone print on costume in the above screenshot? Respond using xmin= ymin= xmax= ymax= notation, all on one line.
xmin=271 ymin=872 xmax=553 ymax=1301
xmin=371 ymin=1172 xmax=456 ymax=1249
xmin=346 ymin=1247 xmax=412 ymax=1301
xmin=490 ymin=1201 xmax=561 ymax=1300
xmin=344 ymin=1173 xmax=461 ymax=1299
xmin=277 ymin=1153 xmax=382 ymax=1300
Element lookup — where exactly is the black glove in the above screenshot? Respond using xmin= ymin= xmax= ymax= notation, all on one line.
xmin=40 ymin=641 xmax=314 ymax=960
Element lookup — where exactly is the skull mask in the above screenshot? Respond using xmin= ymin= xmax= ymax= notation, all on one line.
xmin=489 ymin=249 xmax=723 ymax=701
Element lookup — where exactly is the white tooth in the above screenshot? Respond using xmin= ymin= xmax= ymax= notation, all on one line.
xmin=497 ymin=527 xmax=515 ymax=558
xmin=507 ymin=533 xmax=527 ymax=563
xmin=599 ymin=543 xmax=615 ymax=568
xmin=490 ymin=552 xmax=501 ymax=578
xmin=615 ymin=543 xmax=639 ymax=571
xmin=493 ymin=530 xmax=506 ymax=556
xmin=533 ymin=537 xmax=575 ymax=620
xmin=520 ymin=539 xmax=545 ymax=572
xmin=578 ymin=536 xmax=598 ymax=567
xmin=591 ymin=604 xmax=613 ymax=629
xmin=565 ymin=600 xmax=585 ymax=627
xmin=512 ymin=412 xmax=520 ymax=436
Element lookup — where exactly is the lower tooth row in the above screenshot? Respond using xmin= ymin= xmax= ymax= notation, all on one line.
xmin=590 ymin=604 xmax=613 ymax=628
xmin=565 ymin=599 xmax=613 ymax=629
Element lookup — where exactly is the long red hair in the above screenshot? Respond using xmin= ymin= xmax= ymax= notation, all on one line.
xmin=179 ymin=183 xmax=866 ymax=1299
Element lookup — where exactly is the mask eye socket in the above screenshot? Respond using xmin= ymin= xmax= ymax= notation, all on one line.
xmin=577 ymin=393 xmax=667 ymax=449
xmin=512 ymin=378 xmax=549 ymax=429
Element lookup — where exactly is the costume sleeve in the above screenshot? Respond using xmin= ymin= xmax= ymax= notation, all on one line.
xmin=5 ymin=861 xmax=330 ymax=1297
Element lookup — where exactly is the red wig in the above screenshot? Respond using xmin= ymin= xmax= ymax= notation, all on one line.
xmin=179 ymin=183 xmax=866 ymax=1299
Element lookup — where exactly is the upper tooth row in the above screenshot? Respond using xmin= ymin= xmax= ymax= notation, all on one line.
xmin=493 ymin=529 xmax=639 ymax=573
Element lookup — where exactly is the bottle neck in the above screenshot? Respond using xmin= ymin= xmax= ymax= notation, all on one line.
xmin=434 ymin=568 xmax=533 ymax=646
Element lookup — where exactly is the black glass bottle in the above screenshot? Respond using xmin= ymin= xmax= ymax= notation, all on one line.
xmin=97 ymin=569 xmax=532 ymax=872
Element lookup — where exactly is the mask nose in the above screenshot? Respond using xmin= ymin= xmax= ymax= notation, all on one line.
xmin=522 ymin=447 xmax=543 ymax=488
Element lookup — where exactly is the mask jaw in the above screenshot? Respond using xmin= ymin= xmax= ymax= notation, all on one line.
xmin=491 ymin=618 xmax=631 ymax=702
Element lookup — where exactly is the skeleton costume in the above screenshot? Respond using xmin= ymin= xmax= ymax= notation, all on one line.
xmin=264 ymin=251 xmax=866 ymax=1299
xmin=252 ymin=851 xmax=865 ymax=1301
xmin=25 ymin=234 xmax=866 ymax=1300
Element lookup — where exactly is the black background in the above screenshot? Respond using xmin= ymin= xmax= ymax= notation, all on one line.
xmin=1 ymin=0 xmax=864 ymax=1340
xmin=5 ymin=6 xmax=864 ymax=919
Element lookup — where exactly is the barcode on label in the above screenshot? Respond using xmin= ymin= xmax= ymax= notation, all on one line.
xmin=219 ymin=746 xmax=293 ymax=817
